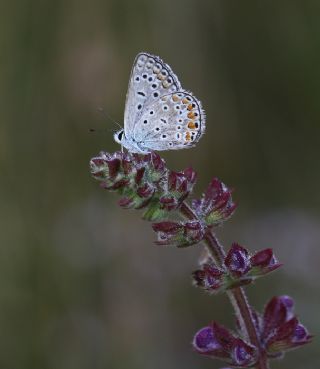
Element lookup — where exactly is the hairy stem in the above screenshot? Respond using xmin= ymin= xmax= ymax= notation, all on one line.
xmin=180 ymin=202 xmax=269 ymax=369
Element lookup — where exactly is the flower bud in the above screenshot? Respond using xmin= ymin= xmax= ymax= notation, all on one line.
xmin=159 ymin=168 xmax=197 ymax=211
xmin=193 ymin=323 xmax=232 ymax=358
xmin=224 ymin=243 xmax=250 ymax=277
xmin=184 ymin=220 xmax=205 ymax=243
xmin=261 ymin=296 xmax=312 ymax=357
xmin=250 ymin=248 xmax=282 ymax=276
xmin=90 ymin=152 xmax=127 ymax=190
xmin=193 ymin=326 xmax=223 ymax=354
xmin=152 ymin=220 xmax=205 ymax=247
xmin=152 ymin=221 xmax=184 ymax=246
xmin=263 ymin=296 xmax=292 ymax=340
xmin=118 ymin=185 xmax=155 ymax=210
xmin=143 ymin=152 xmax=167 ymax=181
xmin=192 ymin=178 xmax=237 ymax=226
xmin=193 ymin=261 xmax=224 ymax=293
xmin=193 ymin=322 xmax=257 ymax=367
xmin=222 ymin=245 xmax=282 ymax=289
xmin=231 ymin=338 xmax=257 ymax=367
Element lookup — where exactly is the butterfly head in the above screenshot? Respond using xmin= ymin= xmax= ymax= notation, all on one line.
xmin=114 ymin=129 xmax=150 ymax=154
xmin=114 ymin=129 xmax=124 ymax=145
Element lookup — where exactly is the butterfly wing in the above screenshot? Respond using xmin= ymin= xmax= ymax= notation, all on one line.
xmin=134 ymin=91 xmax=205 ymax=151
xmin=123 ymin=52 xmax=181 ymax=139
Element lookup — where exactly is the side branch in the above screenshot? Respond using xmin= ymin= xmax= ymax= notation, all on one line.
xmin=180 ymin=202 xmax=268 ymax=369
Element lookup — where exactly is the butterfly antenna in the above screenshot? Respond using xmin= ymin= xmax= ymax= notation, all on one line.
xmin=96 ymin=107 xmax=122 ymax=130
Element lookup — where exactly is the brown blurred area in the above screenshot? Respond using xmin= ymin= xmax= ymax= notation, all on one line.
xmin=0 ymin=1 xmax=319 ymax=368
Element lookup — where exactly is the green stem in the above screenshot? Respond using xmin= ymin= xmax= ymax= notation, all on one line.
xmin=180 ymin=202 xmax=269 ymax=369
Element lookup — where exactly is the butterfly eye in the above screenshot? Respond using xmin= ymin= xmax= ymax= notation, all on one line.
xmin=118 ymin=130 xmax=124 ymax=141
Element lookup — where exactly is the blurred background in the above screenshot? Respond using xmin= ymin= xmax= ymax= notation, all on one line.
xmin=1 ymin=0 xmax=319 ymax=368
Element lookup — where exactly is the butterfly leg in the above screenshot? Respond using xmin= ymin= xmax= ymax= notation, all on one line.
xmin=150 ymin=151 xmax=155 ymax=168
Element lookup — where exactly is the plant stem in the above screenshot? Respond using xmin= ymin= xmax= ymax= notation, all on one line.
xmin=180 ymin=202 xmax=269 ymax=369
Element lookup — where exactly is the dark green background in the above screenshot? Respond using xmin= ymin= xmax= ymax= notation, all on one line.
xmin=1 ymin=1 xmax=319 ymax=368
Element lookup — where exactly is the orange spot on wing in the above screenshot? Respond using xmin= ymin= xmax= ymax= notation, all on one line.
xmin=172 ymin=95 xmax=179 ymax=102
xmin=182 ymin=98 xmax=189 ymax=104
xmin=185 ymin=132 xmax=191 ymax=141
xmin=187 ymin=112 xmax=195 ymax=119
xmin=187 ymin=104 xmax=193 ymax=111
xmin=187 ymin=121 xmax=196 ymax=129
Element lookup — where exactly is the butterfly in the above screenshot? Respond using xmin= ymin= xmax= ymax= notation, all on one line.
xmin=114 ymin=52 xmax=206 ymax=153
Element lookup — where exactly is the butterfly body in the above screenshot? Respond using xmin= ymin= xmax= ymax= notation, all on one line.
xmin=115 ymin=52 xmax=205 ymax=153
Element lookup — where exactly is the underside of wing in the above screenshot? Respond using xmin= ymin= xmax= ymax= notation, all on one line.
xmin=123 ymin=52 xmax=181 ymax=138
xmin=134 ymin=91 xmax=206 ymax=151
